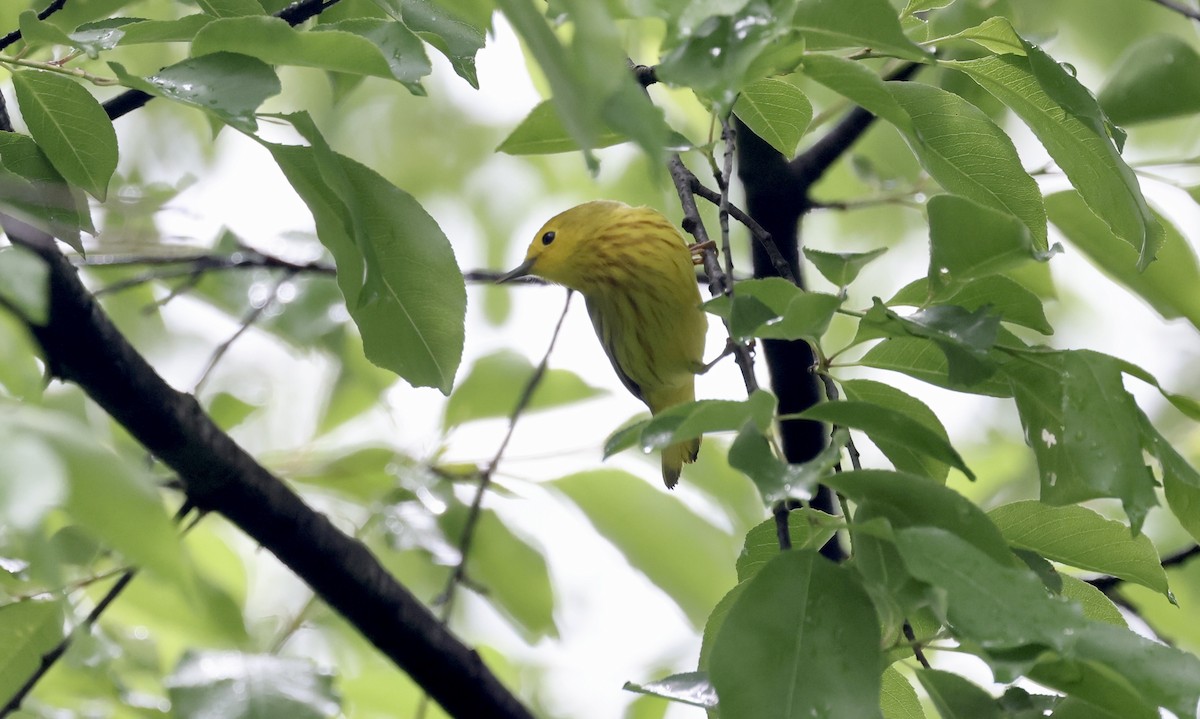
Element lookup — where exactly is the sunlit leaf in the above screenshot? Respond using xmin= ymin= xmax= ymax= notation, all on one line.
xmin=988 ymin=501 xmax=1168 ymax=597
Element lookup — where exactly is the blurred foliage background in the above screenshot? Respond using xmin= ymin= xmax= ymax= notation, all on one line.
xmin=1 ymin=0 xmax=1199 ymax=717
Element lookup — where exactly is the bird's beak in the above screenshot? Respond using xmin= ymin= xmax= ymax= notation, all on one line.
xmin=497 ymin=257 xmax=536 ymax=284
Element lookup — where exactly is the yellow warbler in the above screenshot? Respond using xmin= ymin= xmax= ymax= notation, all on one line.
xmin=500 ymin=201 xmax=708 ymax=488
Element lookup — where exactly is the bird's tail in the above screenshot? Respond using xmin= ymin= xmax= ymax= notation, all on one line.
xmin=662 ymin=436 xmax=701 ymax=489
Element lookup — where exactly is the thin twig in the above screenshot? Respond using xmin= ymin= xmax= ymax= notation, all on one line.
xmin=79 ymin=250 xmax=336 ymax=274
xmin=818 ymin=370 xmax=862 ymax=471
xmin=193 ymin=271 xmax=294 ymax=395
xmin=0 ymin=503 xmax=196 ymax=719
xmin=0 ymin=0 xmax=69 ymax=52
xmin=688 ymin=175 xmax=795 ymax=284
xmin=903 ymin=621 xmax=932 ymax=669
xmin=437 ymin=291 xmax=575 ymax=616
xmin=667 ymin=153 xmax=759 ymax=393
xmin=1146 ymin=0 xmax=1200 ymax=20
xmin=418 ymin=291 xmax=574 ymax=719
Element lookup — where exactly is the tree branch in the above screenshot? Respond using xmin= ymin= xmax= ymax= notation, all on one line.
xmin=4 ymin=217 xmax=534 ymax=718
xmin=737 ymin=60 xmax=923 ymax=562
xmin=667 ymin=152 xmax=759 ymax=394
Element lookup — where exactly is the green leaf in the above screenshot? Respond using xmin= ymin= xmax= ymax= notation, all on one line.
xmin=801 ymin=53 xmax=912 ymax=130
xmin=166 ymin=651 xmax=339 ymax=719
xmin=841 ymin=379 xmax=953 ymax=482
xmin=944 ymin=49 xmax=1162 ymax=270
xmin=881 ymin=666 xmax=925 ymax=719
xmin=938 ymin=15 xmax=1026 ymax=56
xmin=988 ymin=501 xmax=1168 ymax=597
xmin=1138 ymin=409 xmax=1200 ymax=545
xmin=1098 ymin=35 xmax=1200 ymax=125
xmin=319 ymin=19 xmax=433 ymax=94
xmin=888 ymin=83 xmax=1047 ymax=250
xmin=18 ymin=10 xmax=125 ymax=58
xmin=657 ymin=2 xmax=792 ymax=113
xmin=916 ymin=669 xmax=999 ymax=719
xmin=859 ymin=299 xmax=1001 ymax=386
xmin=497 ymin=100 xmax=626 ymax=155
xmin=857 ymin=337 xmax=1011 ymax=397
xmin=926 ymin=194 xmax=1040 ymax=291
xmin=11 ymin=70 xmax=118 ymax=201
xmin=1046 ymin=190 xmax=1200 ymax=331
xmin=0 ymin=245 xmax=50 ymax=325
xmin=1029 ymin=658 xmax=1156 ymax=719
xmin=378 ymin=0 xmax=486 ymax=88
xmin=207 ymin=392 xmax=258 ymax=431
xmin=443 ymin=350 xmax=604 ymax=429
xmin=827 ymin=469 xmax=1013 ymax=564
xmin=263 ymin=113 xmax=465 ymax=393
xmin=733 ymin=78 xmax=812 ymax=157
xmin=496 ymin=0 xmax=668 ymax=166
xmin=0 ymin=600 xmax=63 ymax=703
xmin=704 ymin=278 xmax=841 ymax=341
xmin=0 ymin=131 xmax=93 ymax=251
xmin=729 ymin=423 xmax=845 ymax=504
xmin=803 ymin=246 xmax=886 ymax=288
xmin=3 ymin=405 xmax=188 ymax=587
xmin=196 ymin=0 xmax=265 ymax=17
xmin=736 ymin=509 xmax=840 ymax=581
xmin=803 ymin=55 xmax=1045 ymax=250
xmin=440 ymin=507 xmax=557 ymax=640
xmin=0 ymin=429 xmax=65 ymax=530
xmin=110 ymin=54 xmax=281 ymax=133
xmin=604 ymin=390 xmax=777 ymax=456
xmin=116 ymin=15 xmax=216 ymax=44
xmin=1059 ymin=575 xmax=1126 ymax=627
xmin=888 ymin=275 xmax=1052 ymax=335
xmin=1114 ymin=358 xmax=1200 ymax=421
xmin=191 ymin=16 xmax=431 ymax=92
xmin=699 ymin=581 xmax=745 ymax=671
xmin=895 ymin=527 xmax=1200 ymax=717
xmin=1004 ymin=351 xmax=1158 ymax=532
xmin=792 ymin=0 xmax=930 ymax=61
xmin=802 ymin=400 xmax=972 ymax=478
xmin=623 ymin=672 xmax=716 ymax=709
xmin=710 ymin=551 xmax=884 ymax=719
xmin=553 ymin=469 xmax=736 ymax=625
xmin=0 ymin=313 xmax=44 ymax=400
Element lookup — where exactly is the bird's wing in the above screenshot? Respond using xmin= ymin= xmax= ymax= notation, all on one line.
xmin=585 ymin=295 xmax=644 ymax=402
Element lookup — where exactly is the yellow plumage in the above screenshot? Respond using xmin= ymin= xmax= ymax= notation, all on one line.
xmin=500 ymin=201 xmax=707 ymax=487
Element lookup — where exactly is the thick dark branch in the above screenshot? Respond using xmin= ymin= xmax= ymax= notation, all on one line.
xmin=102 ymin=0 xmax=343 ymax=121
xmin=0 ymin=0 xmax=69 ymax=52
xmin=6 ymin=218 xmax=534 ymax=719
xmin=737 ymin=60 xmax=923 ymax=561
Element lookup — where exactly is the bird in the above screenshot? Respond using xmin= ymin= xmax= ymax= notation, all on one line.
xmin=499 ymin=200 xmax=708 ymax=488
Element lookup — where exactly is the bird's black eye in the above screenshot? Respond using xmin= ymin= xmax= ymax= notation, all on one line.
xmin=541 ymin=231 xmax=556 ymax=246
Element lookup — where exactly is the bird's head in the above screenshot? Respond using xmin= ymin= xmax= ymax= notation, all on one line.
xmin=498 ymin=200 xmax=628 ymax=289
